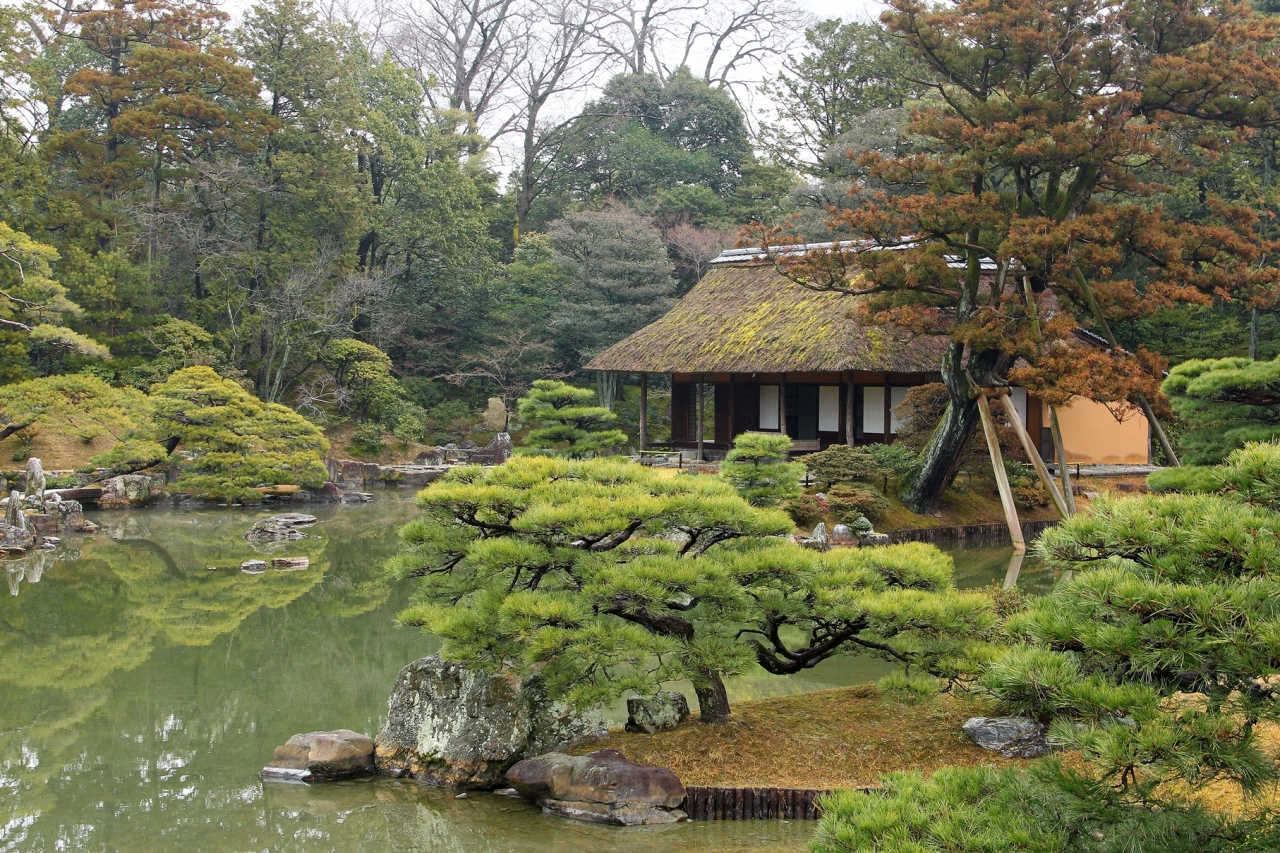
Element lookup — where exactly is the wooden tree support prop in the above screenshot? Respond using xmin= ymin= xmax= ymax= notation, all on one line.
xmin=975 ymin=390 xmax=1026 ymax=554
xmin=996 ymin=391 xmax=1071 ymax=519
xmin=1047 ymin=405 xmax=1077 ymax=515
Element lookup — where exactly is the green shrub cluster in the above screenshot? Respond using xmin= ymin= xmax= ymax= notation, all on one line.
xmin=826 ymin=484 xmax=889 ymax=523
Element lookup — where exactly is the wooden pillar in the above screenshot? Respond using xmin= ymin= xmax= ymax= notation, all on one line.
xmin=639 ymin=373 xmax=648 ymax=451
xmin=845 ymin=375 xmax=855 ymax=446
xmin=977 ymin=390 xmax=1025 ymax=554
xmin=1048 ymin=405 xmax=1077 ymax=515
xmin=696 ymin=380 xmax=705 ymax=462
xmin=998 ymin=391 xmax=1071 ymax=519
xmin=779 ymin=374 xmax=787 ymax=438
xmin=882 ymin=378 xmax=891 ymax=442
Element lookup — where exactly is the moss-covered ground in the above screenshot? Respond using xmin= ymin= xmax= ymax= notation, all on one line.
xmin=573 ymin=685 xmax=1029 ymax=790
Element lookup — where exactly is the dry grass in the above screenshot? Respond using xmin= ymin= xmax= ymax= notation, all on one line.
xmin=576 ymin=685 xmax=1030 ymax=789
xmin=0 ymin=429 xmax=108 ymax=474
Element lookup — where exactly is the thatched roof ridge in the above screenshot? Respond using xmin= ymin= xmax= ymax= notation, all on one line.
xmin=585 ymin=260 xmax=949 ymax=375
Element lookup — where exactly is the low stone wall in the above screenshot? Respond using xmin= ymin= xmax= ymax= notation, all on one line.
xmin=882 ymin=518 xmax=1059 ymax=546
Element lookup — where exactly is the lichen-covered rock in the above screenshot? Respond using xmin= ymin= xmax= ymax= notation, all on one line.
xmin=0 ymin=523 xmax=35 ymax=552
xmin=374 ymin=655 xmax=604 ymax=789
xmin=48 ymin=499 xmax=88 ymax=532
xmin=98 ymin=475 xmax=154 ymax=509
xmin=506 ymin=749 xmax=686 ymax=825
xmin=245 ymin=513 xmax=316 ymax=541
xmin=23 ymin=457 xmax=45 ymax=503
xmin=241 ymin=560 xmax=267 ymax=574
xmin=625 ymin=692 xmax=690 ymax=734
xmin=261 ymin=729 xmax=375 ymax=781
xmin=962 ymin=717 xmax=1050 ymax=758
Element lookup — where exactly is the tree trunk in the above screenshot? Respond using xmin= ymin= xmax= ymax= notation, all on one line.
xmin=693 ymin=669 xmax=731 ymax=724
xmin=899 ymin=343 xmax=1013 ymax=514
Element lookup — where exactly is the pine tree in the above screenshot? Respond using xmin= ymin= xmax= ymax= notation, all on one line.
xmin=517 ymin=379 xmax=628 ymax=458
xmin=720 ymin=432 xmax=804 ymax=506
xmin=391 ymin=455 xmax=995 ymax=724
xmin=1162 ymin=354 xmax=1280 ymax=463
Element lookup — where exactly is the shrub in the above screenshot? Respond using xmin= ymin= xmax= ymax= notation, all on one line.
xmin=783 ymin=494 xmax=826 ymax=528
xmin=352 ymin=424 xmax=385 ymax=454
xmin=1013 ymin=484 xmax=1049 ymax=509
xmin=867 ymin=443 xmax=919 ymax=478
xmin=801 ymin=444 xmax=881 ymax=488
xmin=826 ymin=484 xmax=889 ymax=523
xmin=721 ymin=432 xmax=804 ymax=506
xmin=1147 ymin=465 xmax=1223 ymax=494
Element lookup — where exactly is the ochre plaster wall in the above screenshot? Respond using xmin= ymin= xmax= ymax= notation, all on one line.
xmin=1047 ymin=397 xmax=1150 ymax=464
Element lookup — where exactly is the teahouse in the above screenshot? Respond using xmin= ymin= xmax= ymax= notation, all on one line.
xmin=586 ymin=247 xmax=1149 ymax=464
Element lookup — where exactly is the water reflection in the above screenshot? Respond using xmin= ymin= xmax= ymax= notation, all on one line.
xmin=0 ymin=505 xmax=1055 ymax=853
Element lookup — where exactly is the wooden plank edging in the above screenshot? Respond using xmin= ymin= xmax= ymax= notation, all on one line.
xmin=681 ymin=785 xmax=881 ymax=820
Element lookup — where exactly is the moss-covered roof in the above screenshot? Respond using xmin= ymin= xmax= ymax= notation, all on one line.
xmin=585 ymin=261 xmax=948 ymax=374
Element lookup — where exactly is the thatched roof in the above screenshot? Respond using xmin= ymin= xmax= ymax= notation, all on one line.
xmin=586 ymin=257 xmax=949 ymax=375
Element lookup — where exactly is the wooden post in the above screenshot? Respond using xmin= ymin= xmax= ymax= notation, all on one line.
xmin=639 ymin=373 xmax=648 ymax=451
xmin=976 ymin=390 xmax=1026 ymax=554
xmin=845 ymin=376 xmax=855 ymax=446
xmin=882 ymin=378 xmax=891 ymax=441
xmin=779 ymin=375 xmax=787 ymax=438
xmin=997 ymin=391 xmax=1071 ymax=519
xmin=1047 ymin=405 xmax=1077 ymax=515
xmin=696 ymin=380 xmax=705 ymax=462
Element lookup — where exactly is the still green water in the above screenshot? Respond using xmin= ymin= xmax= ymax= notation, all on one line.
xmin=0 ymin=498 xmax=1054 ymax=853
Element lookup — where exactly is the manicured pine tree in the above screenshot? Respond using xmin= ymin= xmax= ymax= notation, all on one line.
xmin=720 ymin=432 xmax=804 ymax=506
xmin=1162 ymin=354 xmax=1280 ymax=464
xmin=517 ymin=379 xmax=628 ymax=458
xmin=391 ymin=455 xmax=995 ymax=724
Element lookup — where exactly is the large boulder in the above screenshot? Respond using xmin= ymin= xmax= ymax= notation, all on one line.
xmin=962 ymin=716 xmax=1051 ymax=758
xmin=506 ymin=749 xmax=686 ymax=826
xmin=625 ymin=692 xmax=690 ymax=734
xmin=261 ymin=729 xmax=375 ymax=781
xmin=98 ymin=475 xmax=154 ymax=509
xmin=374 ymin=655 xmax=604 ymax=789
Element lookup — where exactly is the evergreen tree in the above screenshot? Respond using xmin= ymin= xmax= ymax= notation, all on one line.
xmin=150 ymin=366 xmax=329 ymax=500
xmin=818 ymin=442 xmax=1280 ymax=852
xmin=517 ymin=379 xmax=627 ymax=457
xmin=545 ymin=204 xmax=677 ymax=368
xmin=720 ymin=432 xmax=803 ymax=507
xmin=1162 ymin=354 xmax=1280 ymax=463
xmin=391 ymin=455 xmax=995 ymax=723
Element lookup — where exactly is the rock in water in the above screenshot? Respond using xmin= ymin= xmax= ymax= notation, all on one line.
xmin=506 ymin=749 xmax=686 ymax=826
xmin=962 ymin=717 xmax=1051 ymax=758
xmin=4 ymin=490 xmax=24 ymax=529
xmin=98 ymin=475 xmax=154 ymax=509
xmin=245 ymin=513 xmax=317 ymax=541
xmin=271 ymin=556 xmax=309 ymax=570
xmin=23 ymin=458 xmax=45 ymax=503
xmin=374 ymin=655 xmax=604 ymax=789
xmin=261 ymin=729 xmax=375 ymax=781
xmin=241 ymin=560 xmax=268 ymax=574
xmin=625 ymin=692 xmax=690 ymax=734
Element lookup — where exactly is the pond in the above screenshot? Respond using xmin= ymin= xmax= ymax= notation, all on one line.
xmin=0 ymin=497 xmax=1057 ymax=853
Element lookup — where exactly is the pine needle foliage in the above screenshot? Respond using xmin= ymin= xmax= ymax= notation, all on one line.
xmin=391 ymin=456 xmax=994 ymax=723
xmin=819 ymin=443 xmax=1280 ymax=852
xmin=150 ymin=367 xmax=329 ymax=501
xmin=1163 ymin=355 xmax=1280 ymax=463
xmin=720 ymin=432 xmax=804 ymax=506
xmin=517 ymin=379 xmax=627 ymax=458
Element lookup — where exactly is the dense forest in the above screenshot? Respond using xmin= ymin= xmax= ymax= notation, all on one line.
xmin=2 ymin=0 xmax=1279 ymax=455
